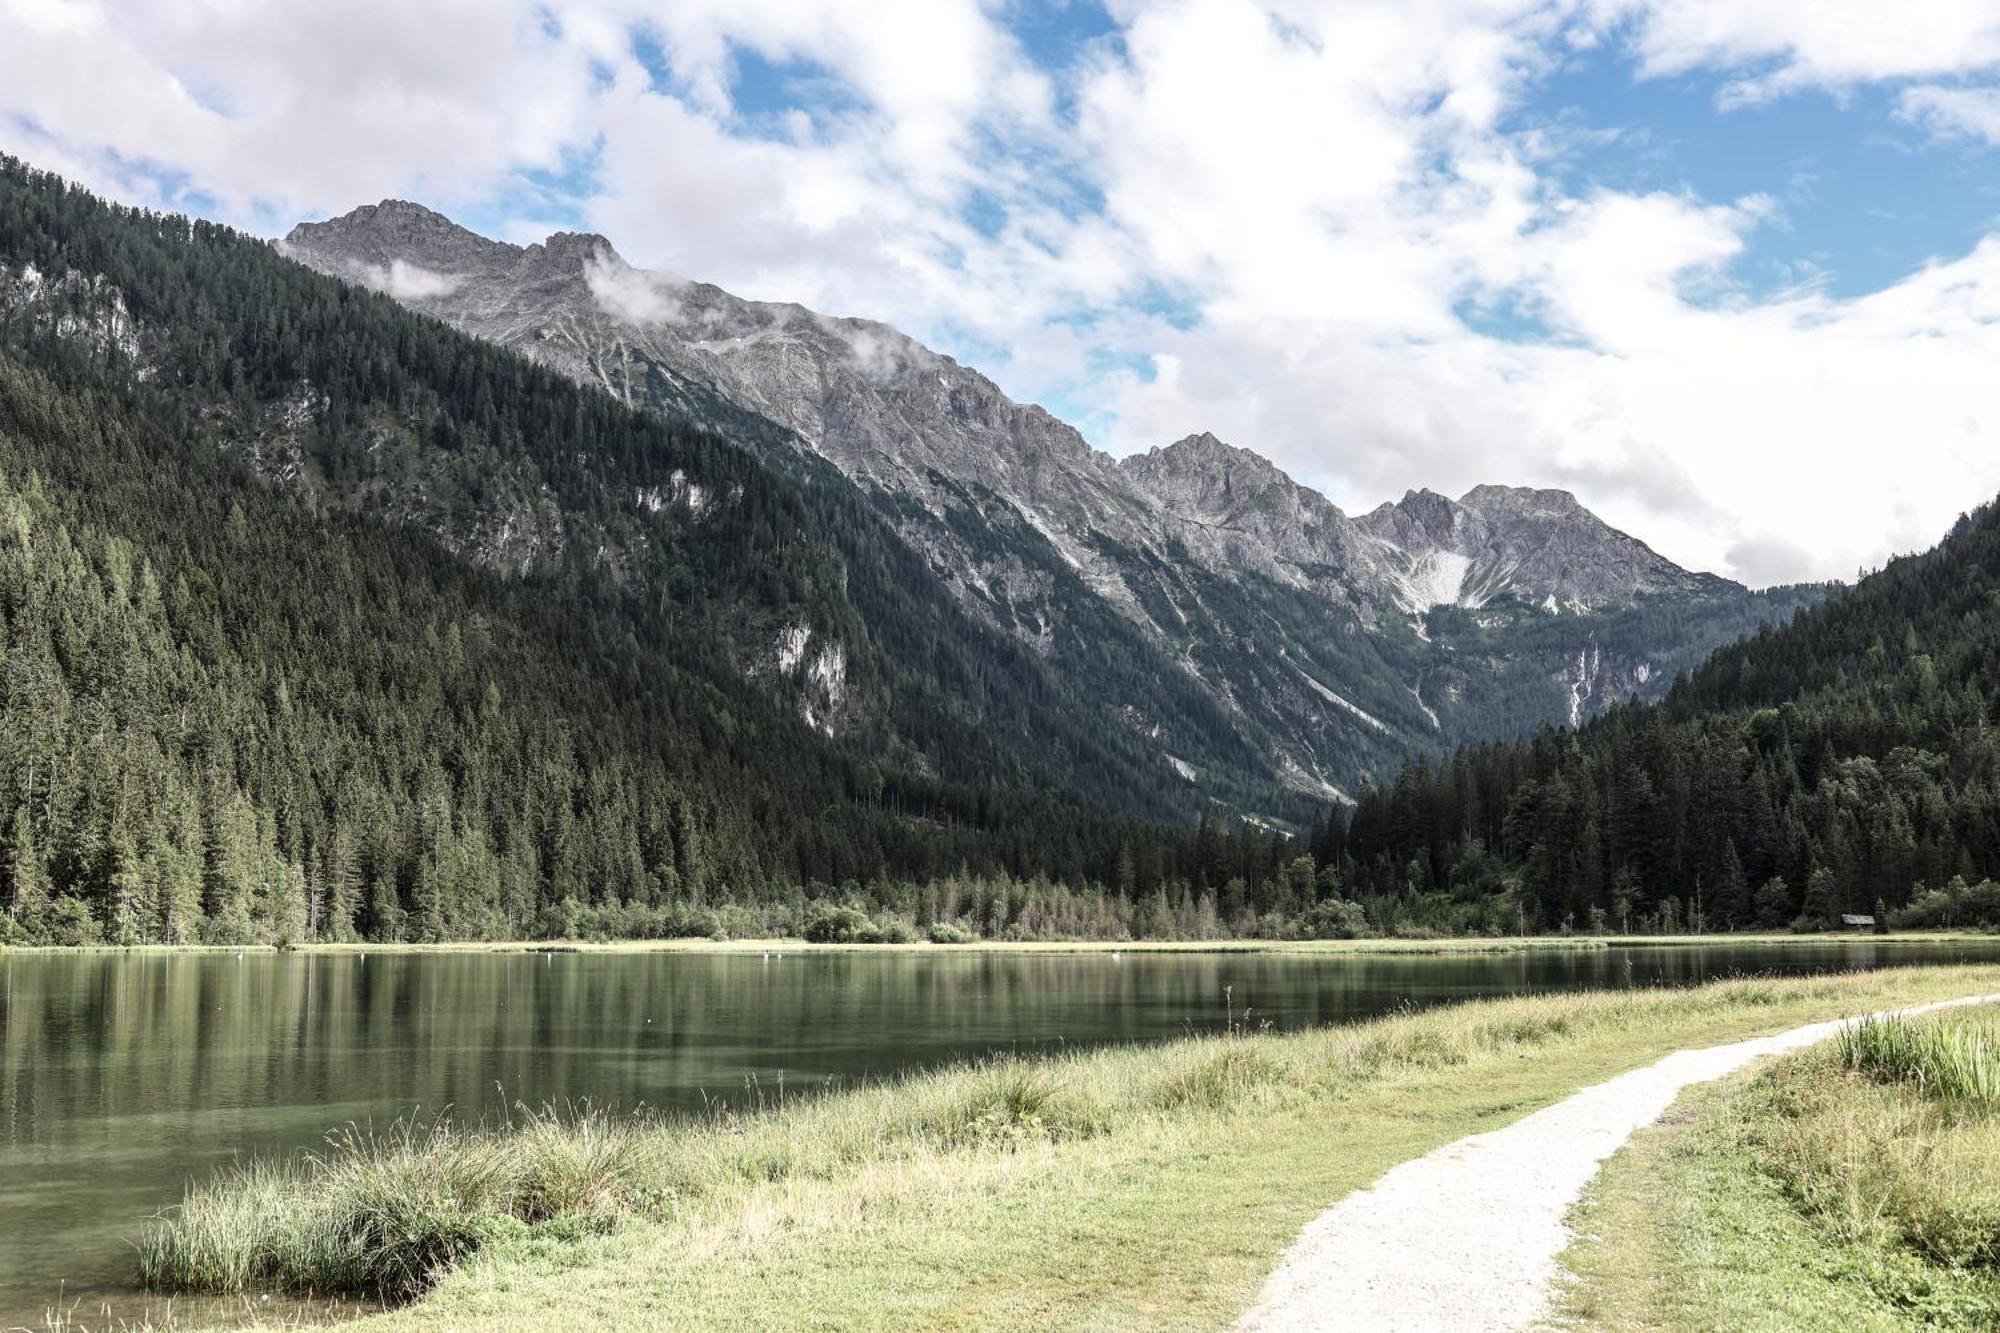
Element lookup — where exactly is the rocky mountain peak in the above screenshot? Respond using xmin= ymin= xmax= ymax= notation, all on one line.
xmin=1380 ymin=488 xmax=1463 ymax=545
xmin=283 ymin=200 xmax=501 ymax=274
xmin=1122 ymin=431 xmax=1302 ymax=497
xmin=524 ymin=230 xmax=622 ymax=276
xmin=277 ymin=195 xmax=1792 ymax=803
xmin=1153 ymin=431 xmax=1290 ymax=476
xmin=1459 ymin=483 xmax=1585 ymax=517
xmin=1352 ymin=479 xmax=1717 ymax=614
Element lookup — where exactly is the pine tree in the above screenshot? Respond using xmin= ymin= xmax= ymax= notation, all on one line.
xmin=1798 ymin=867 xmax=1838 ymax=932
xmin=103 ymin=830 xmax=145 ymax=946
xmin=6 ymin=806 xmax=50 ymax=937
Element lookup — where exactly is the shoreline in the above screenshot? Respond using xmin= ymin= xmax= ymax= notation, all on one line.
xmin=6 ymin=929 xmax=1993 ymax=960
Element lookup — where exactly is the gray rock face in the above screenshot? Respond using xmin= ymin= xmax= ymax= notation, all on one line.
xmin=1357 ymin=484 xmax=1721 ymax=614
xmin=286 ymin=204 xmax=1702 ymax=623
xmin=283 ymin=202 xmax=1809 ymax=805
xmin=1117 ymin=432 xmax=1371 ymax=587
xmin=287 ymin=206 xmax=1183 ymax=616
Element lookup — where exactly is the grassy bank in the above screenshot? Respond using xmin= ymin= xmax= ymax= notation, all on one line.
xmin=1555 ymin=1007 xmax=2000 ymax=1330
xmin=13 ymin=930 xmax=1995 ymax=960
xmin=132 ymin=965 xmax=2000 ymax=1332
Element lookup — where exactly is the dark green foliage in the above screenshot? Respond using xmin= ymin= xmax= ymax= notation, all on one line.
xmin=1893 ymin=877 xmax=2000 ymax=929
xmin=1313 ymin=494 xmax=2000 ymax=933
xmin=0 ymin=155 xmax=1336 ymax=945
xmin=802 ymin=902 xmax=915 ymax=944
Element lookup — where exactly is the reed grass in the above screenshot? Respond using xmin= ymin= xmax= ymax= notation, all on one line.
xmin=1836 ymin=1011 xmax=2000 ymax=1102
xmin=1764 ymin=1011 xmax=2000 ymax=1276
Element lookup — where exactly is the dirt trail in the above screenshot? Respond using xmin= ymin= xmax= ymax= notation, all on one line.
xmin=1235 ymin=991 xmax=2000 ymax=1333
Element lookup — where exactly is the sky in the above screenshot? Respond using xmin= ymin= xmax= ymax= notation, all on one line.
xmin=6 ymin=1 xmax=2000 ymax=586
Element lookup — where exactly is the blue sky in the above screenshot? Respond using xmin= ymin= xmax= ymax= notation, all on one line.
xmin=1530 ymin=60 xmax=2000 ymax=301
xmin=6 ymin=0 xmax=2000 ymax=584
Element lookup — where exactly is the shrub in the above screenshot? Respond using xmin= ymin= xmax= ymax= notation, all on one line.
xmin=802 ymin=902 xmax=880 ymax=944
xmin=1890 ymin=877 xmax=2000 ymax=930
xmin=870 ymin=915 xmax=918 ymax=944
xmin=800 ymin=901 xmax=924 ymax=944
xmin=1294 ymin=898 xmax=1369 ymax=940
xmin=926 ymin=921 xmax=978 ymax=945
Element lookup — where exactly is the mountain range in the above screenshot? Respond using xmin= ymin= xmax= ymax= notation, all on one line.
xmin=284 ymin=201 xmax=1821 ymax=812
xmin=20 ymin=153 xmax=1998 ymax=953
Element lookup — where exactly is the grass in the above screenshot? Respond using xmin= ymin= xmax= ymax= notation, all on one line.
xmin=1555 ymin=1007 xmax=2000 ymax=1330
xmin=128 ymin=965 xmax=2000 ymax=1332
xmin=1837 ymin=1013 xmax=2000 ymax=1103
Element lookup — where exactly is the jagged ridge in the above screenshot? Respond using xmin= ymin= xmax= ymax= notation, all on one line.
xmin=284 ymin=202 xmax=1825 ymax=810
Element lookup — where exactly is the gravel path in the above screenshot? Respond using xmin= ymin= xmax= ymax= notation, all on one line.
xmin=1235 ymin=991 xmax=2000 ymax=1333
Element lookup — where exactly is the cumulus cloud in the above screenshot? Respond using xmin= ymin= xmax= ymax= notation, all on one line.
xmin=1597 ymin=0 xmax=2000 ymax=101
xmin=1899 ymin=83 xmax=2000 ymax=144
xmin=0 ymin=0 xmax=610 ymax=218
xmin=1070 ymin=1 xmax=2000 ymax=583
xmin=7 ymin=0 xmax=2000 ymax=585
xmin=369 ymin=260 xmax=463 ymax=301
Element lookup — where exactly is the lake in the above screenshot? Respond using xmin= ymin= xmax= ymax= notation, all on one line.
xmin=6 ymin=939 xmax=2000 ymax=1329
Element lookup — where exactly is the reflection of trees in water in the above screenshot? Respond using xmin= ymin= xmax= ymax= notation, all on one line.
xmin=3 ymin=943 xmax=1980 ymax=1142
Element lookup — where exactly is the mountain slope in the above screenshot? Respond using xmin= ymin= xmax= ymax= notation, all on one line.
xmin=1333 ymin=495 xmax=2000 ymax=934
xmin=0 ymin=156 xmax=1282 ymax=947
xmin=287 ymin=203 xmax=1823 ymax=809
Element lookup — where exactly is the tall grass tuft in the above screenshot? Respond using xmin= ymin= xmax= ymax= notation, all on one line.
xmin=1759 ymin=1010 xmax=2000 ymax=1275
xmin=1837 ymin=1014 xmax=2000 ymax=1103
xmin=134 ymin=1107 xmax=666 ymax=1301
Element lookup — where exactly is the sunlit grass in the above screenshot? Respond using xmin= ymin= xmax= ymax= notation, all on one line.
xmin=1773 ymin=1013 xmax=2000 ymax=1276
xmin=20 ymin=930 xmax=1998 ymax=959
xmin=1555 ymin=1005 xmax=2000 ymax=1330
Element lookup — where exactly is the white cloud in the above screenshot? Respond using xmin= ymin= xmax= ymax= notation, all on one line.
xmin=1899 ymin=82 xmax=2000 ymax=144
xmin=8 ymin=0 xmax=2000 ymax=586
xmin=1078 ymin=1 xmax=2000 ymax=583
xmin=0 ymin=0 xmax=611 ymax=218
xmin=1597 ymin=0 xmax=2000 ymax=101
xmin=372 ymin=260 xmax=463 ymax=301
xmin=628 ymin=0 xmax=1051 ymax=195
xmin=583 ymin=250 xmax=683 ymax=325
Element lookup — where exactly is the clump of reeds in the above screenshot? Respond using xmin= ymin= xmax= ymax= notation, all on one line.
xmin=1754 ymin=1009 xmax=2000 ymax=1275
xmin=136 ymin=1105 xmax=664 ymax=1301
xmin=1837 ymin=1013 xmax=2000 ymax=1103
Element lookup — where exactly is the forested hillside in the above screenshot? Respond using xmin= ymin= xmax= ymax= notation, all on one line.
xmin=0 ymin=158 xmax=1329 ymax=946
xmin=1317 ymin=499 xmax=2000 ymax=934
xmin=4 ymin=158 xmax=1929 ymax=950
xmin=289 ymin=204 xmax=1823 ymax=813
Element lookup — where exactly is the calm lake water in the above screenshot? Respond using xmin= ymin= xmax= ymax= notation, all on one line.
xmin=7 ymin=939 xmax=2000 ymax=1329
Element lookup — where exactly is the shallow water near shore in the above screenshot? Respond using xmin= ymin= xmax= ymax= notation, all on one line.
xmin=7 ymin=939 xmax=2000 ymax=1329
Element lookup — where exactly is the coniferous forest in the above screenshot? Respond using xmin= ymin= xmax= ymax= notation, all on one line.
xmin=5 ymin=154 xmax=2000 ymax=948
xmin=1331 ymin=497 xmax=2000 ymax=934
xmin=0 ymin=158 xmax=1337 ymax=946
